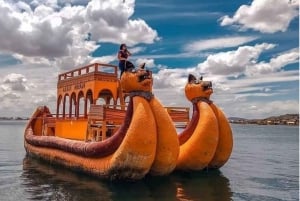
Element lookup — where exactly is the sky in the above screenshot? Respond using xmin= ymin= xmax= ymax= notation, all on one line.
xmin=0 ymin=0 xmax=299 ymax=119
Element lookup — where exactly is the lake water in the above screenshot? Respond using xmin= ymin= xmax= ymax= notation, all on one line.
xmin=0 ymin=121 xmax=298 ymax=201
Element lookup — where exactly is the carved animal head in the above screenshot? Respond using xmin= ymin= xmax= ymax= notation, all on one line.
xmin=120 ymin=67 xmax=153 ymax=93
xmin=185 ymin=74 xmax=213 ymax=101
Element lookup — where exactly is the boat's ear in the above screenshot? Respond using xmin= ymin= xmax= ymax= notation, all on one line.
xmin=188 ymin=74 xmax=197 ymax=83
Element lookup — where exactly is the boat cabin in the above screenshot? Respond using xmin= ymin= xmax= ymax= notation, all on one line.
xmin=40 ymin=63 xmax=190 ymax=141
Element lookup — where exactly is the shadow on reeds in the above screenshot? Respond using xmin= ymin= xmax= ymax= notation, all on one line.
xmin=21 ymin=156 xmax=233 ymax=201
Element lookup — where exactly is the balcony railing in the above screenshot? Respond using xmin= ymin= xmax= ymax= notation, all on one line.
xmin=58 ymin=63 xmax=118 ymax=82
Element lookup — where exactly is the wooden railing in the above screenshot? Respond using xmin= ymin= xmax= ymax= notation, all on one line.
xmin=165 ymin=107 xmax=190 ymax=128
xmin=58 ymin=63 xmax=118 ymax=81
xmin=86 ymin=105 xmax=126 ymax=141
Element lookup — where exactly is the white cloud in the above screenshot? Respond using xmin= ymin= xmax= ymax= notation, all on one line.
xmin=224 ymin=100 xmax=299 ymax=119
xmin=1 ymin=73 xmax=28 ymax=92
xmin=184 ymin=36 xmax=258 ymax=52
xmin=246 ymin=48 xmax=299 ymax=76
xmin=225 ymin=70 xmax=299 ymax=90
xmin=201 ymin=69 xmax=299 ymax=119
xmin=128 ymin=46 xmax=146 ymax=54
xmin=153 ymin=68 xmax=191 ymax=89
xmin=0 ymin=0 xmax=158 ymax=70
xmin=198 ymin=43 xmax=276 ymax=76
xmin=132 ymin=52 xmax=209 ymax=60
xmin=0 ymin=64 xmax=57 ymax=117
xmin=135 ymin=58 xmax=155 ymax=68
xmin=220 ymin=0 xmax=299 ymax=33
xmin=90 ymin=55 xmax=116 ymax=65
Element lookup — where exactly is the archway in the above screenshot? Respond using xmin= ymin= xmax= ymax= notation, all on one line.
xmin=86 ymin=89 xmax=93 ymax=116
xmin=70 ymin=92 xmax=76 ymax=118
xmin=57 ymin=95 xmax=63 ymax=118
xmin=77 ymin=91 xmax=85 ymax=118
xmin=64 ymin=94 xmax=70 ymax=118
xmin=97 ymin=89 xmax=114 ymax=106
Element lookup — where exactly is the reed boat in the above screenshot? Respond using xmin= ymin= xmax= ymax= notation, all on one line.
xmin=24 ymin=63 xmax=190 ymax=180
xmin=24 ymin=63 xmax=233 ymax=179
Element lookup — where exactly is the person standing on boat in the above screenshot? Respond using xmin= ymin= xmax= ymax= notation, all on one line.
xmin=118 ymin=43 xmax=132 ymax=77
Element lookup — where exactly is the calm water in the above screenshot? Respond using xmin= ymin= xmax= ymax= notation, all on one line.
xmin=0 ymin=121 xmax=298 ymax=201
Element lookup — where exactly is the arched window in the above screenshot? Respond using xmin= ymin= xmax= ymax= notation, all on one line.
xmin=77 ymin=91 xmax=85 ymax=118
xmin=64 ymin=94 xmax=70 ymax=118
xmin=96 ymin=97 xmax=106 ymax=105
xmin=86 ymin=89 xmax=93 ymax=116
xmin=57 ymin=95 xmax=63 ymax=118
xmin=97 ymin=89 xmax=113 ymax=106
xmin=70 ymin=92 xmax=76 ymax=117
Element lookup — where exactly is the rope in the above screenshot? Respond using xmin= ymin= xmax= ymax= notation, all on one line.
xmin=129 ymin=91 xmax=154 ymax=101
xmin=191 ymin=96 xmax=213 ymax=104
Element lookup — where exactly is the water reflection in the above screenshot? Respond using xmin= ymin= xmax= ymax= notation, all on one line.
xmin=22 ymin=156 xmax=232 ymax=201
xmin=171 ymin=171 xmax=233 ymax=201
xmin=22 ymin=156 xmax=112 ymax=201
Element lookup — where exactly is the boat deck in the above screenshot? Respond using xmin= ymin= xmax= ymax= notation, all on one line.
xmin=37 ymin=105 xmax=190 ymax=141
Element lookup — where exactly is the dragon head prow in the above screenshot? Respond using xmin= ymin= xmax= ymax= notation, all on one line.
xmin=185 ymin=74 xmax=213 ymax=101
xmin=120 ymin=64 xmax=153 ymax=93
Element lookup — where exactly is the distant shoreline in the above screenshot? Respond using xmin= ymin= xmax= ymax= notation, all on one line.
xmin=1 ymin=114 xmax=299 ymax=126
xmin=229 ymin=114 xmax=299 ymax=126
xmin=230 ymin=122 xmax=299 ymax=126
xmin=0 ymin=118 xmax=29 ymax=121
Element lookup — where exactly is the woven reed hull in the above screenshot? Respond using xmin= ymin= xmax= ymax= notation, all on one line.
xmin=24 ymin=141 xmax=150 ymax=180
xmin=24 ymin=97 xmax=157 ymax=180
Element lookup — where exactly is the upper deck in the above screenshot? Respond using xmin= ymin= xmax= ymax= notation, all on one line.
xmin=57 ymin=63 xmax=118 ymax=89
xmin=57 ymin=63 xmax=121 ymax=103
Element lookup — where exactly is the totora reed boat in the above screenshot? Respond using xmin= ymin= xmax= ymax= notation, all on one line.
xmin=24 ymin=63 xmax=233 ymax=180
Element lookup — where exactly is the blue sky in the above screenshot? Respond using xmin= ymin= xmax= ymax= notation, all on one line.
xmin=0 ymin=0 xmax=299 ymax=118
